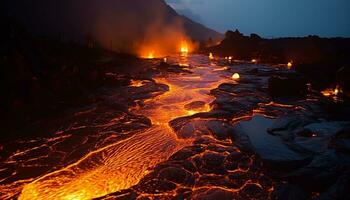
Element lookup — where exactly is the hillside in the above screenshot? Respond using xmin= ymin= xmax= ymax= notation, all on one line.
xmin=1 ymin=0 xmax=222 ymax=53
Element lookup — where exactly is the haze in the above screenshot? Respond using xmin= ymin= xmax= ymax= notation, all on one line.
xmin=166 ymin=0 xmax=350 ymax=37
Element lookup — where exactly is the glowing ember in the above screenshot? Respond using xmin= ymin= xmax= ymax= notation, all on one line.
xmin=287 ymin=61 xmax=293 ymax=69
xmin=232 ymin=73 xmax=240 ymax=80
xmin=130 ymin=80 xmax=145 ymax=87
xmin=251 ymin=59 xmax=257 ymax=63
xmin=209 ymin=52 xmax=214 ymax=60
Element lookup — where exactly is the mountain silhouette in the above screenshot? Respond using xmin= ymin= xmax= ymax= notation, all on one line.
xmin=1 ymin=0 xmax=222 ymax=53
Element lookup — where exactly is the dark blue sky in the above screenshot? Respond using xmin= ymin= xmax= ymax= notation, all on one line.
xmin=166 ymin=0 xmax=350 ymax=37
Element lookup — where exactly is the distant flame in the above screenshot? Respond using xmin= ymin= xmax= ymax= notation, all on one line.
xmin=140 ymin=49 xmax=157 ymax=59
xmin=334 ymin=87 xmax=339 ymax=96
xmin=232 ymin=73 xmax=240 ymax=80
xmin=147 ymin=52 xmax=155 ymax=59
xmin=321 ymin=85 xmax=341 ymax=97
xmin=209 ymin=52 xmax=214 ymax=60
xmin=287 ymin=61 xmax=293 ymax=69
xmin=180 ymin=40 xmax=189 ymax=54
xmin=252 ymin=59 xmax=257 ymax=63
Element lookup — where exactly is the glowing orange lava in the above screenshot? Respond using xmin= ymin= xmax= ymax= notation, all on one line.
xmin=130 ymin=79 xmax=146 ymax=87
xmin=15 ymin=55 xmax=231 ymax=200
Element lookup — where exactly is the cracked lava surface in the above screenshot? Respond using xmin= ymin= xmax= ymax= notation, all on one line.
xmin=1 ymin=54 xmax=347 ymax=199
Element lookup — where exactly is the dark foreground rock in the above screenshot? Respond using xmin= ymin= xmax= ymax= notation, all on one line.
xmin=268 ymin=75 xmax=308 ymax=97
xmin=232 ymin=116 xmax=312 ymax=167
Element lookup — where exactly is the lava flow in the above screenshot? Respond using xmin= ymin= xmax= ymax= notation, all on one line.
xmin=14 ymin=55 xmax=231 ymax=200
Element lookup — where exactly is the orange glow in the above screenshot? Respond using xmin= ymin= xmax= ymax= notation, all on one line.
xmin=180 ymin=40 xmax=189 ymax=55
xmin=287 ymin=61 xmax=293 ymax=69
xmin=163 ymin=57 xmax=167 ymax=63
xmin=209 ymin=52 xmax=214 ymax=60
xmin=146 ymin=51 xmax=155 ymax=59
xmin=232 ymin=73 xmax=240 ymax=80
xmin=251 ymin=59 xmax=257 ymax=63
xmin=334 ymin=87 xmax=339 ymax=96
xmin=321 ymin=85 xmax=341 ymax=97
xmin=186 ymin=104 xmax=211 ymax=116
xmin=14 ymin=55 xmax=231 ymax=200
xmin=130 ymin=80 xmax=145 ymax=87
xmin=140 ymin=47 xmax=158 ymax=59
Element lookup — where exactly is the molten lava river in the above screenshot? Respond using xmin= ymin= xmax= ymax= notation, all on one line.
xmin=1 ymin=55 xmax=245 ymax=199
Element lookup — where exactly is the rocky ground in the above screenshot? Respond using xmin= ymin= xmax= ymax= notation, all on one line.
xmin=97 ymin=57 xmax=350 ymax=200
xmin=1 ymin=55 xmax=350 ymax=200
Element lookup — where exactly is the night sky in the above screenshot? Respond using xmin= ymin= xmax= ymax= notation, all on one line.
xmin=166 ymin=0 xmax=350 ymax=37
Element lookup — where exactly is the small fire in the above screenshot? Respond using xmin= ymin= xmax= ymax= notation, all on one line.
xmin=232 ymin=73 xmax=240 ymax=80
xmin=334 ymin=87 xmax=340 ymax=96
xmin=321 ymin=85 xmax=341 ymax=97
xmin=163 ymin=57 xmax=167 ymax=63
xmin=287 ymin=61 xmax=293 ymax=69
xmin=209 ymin=52 xmax=214 ymax=60
xmin=180 ymin=40 xmax=189 ymax=54
xmin=252 ymin=59 xmax=257 ymax=63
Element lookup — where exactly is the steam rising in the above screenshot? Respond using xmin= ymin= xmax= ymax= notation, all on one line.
xmin=93 ymin=1 xmax=197 ymax=56
xmin=2 ymin=0 xmax=208 ymax=56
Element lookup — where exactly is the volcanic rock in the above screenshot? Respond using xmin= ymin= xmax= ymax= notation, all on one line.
xmin=194 ymin=152 xmax=227 ymax=174
xmin=316 ymin=175 xmax=350 ymax=200
xmin=232 ymin=115 xmax=311 ymax=166
xmin=268 ymin=75 xmax=308 ymax=97
xmin=184 ymin=101 xmax=206 ymax=111
xmin=170 ymin=146 xmax=204 ymax=161
xmin=158 ymin=167 xmax=188 ymax=184
xmin=192 ymin=188 xmax=234 ymax=200
xmin=202 ymin=152 xmax=225 ymax=168
xmin=239 ymin=183 xmax=267 ymax=199
xmin=135 ymin=179 xmax=176 ymax=194
xmin=271 ymin=184 xmax=308 ymax=200
xmin=294 ymin=121 xmax=350 ymax=153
